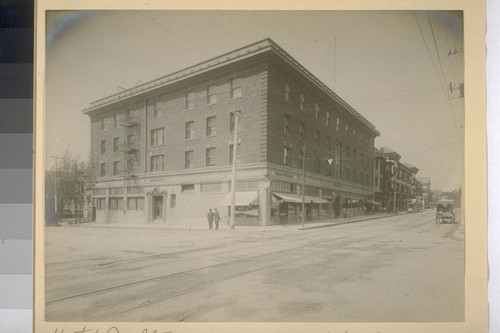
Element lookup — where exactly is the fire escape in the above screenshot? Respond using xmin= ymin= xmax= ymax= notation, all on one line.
xmin=119 ymin=113 xmax=140 ymax=179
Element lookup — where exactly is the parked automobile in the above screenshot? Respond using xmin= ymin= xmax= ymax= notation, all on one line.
xmin=435 ymin=200 xmax=456 ymax=224
xmin=407 ymin=203 xmax=415 ymax=213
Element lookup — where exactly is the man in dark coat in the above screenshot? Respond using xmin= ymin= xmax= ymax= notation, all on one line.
xmin=207 ymin=209 xmax=214 ymax=230
xmin=213 ymin=208 xmax=221 ymax=230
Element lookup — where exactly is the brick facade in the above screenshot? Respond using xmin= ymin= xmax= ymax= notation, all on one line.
xmin=84 ymin=39 xmax=380 ymax=226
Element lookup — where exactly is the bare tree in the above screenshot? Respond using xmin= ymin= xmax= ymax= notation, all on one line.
xmin=46 ymin=150 xmax=96 ymax=219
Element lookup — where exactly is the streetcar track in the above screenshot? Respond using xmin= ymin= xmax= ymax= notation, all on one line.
xmin=45 ymin=213 xmax=428 ymax=274
xmin=47 ymin=214 xmax=431 ymax=292
xmin=90 ymin=227 xmax=414 ymax=321
xmin=45 ymin=231 xmax=357 ymax=304
xmin=46 ymin=214 xmax=429 ymax=309
xmin=70 ymin=231 xmax=396 ymax=321
xmin=46 ymin=213 xmax=441 ymax=314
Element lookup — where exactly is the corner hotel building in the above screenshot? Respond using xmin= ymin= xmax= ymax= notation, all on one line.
xmin=84 ymin=39 xmax=380 ymax=226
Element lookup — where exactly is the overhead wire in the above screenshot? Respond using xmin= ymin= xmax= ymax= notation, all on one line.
xmin=414 ymin=12 xmax=463 ymax=141
xmin=428 ymin=15 xmax=463 ymax=141
xmin=428 ymin=15 xmax=449 ymax=95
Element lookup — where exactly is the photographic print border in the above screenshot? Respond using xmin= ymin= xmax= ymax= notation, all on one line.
xmin=34 ymin=1 xmax=487 ymax=332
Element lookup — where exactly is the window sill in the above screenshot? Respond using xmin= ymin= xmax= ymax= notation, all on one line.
xmin=230 ymin=96 xmax=242 ymax=101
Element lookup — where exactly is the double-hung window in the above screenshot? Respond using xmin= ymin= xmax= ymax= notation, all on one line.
xmin=153 ymin=98 xmax=162 ymax=118
xmin=230 ymin=77 xmax=242 ymax=99
xmin=101 ymin=140 xmax=106 ymax=154
xmin=185 ymin=91 xmax=195 ymax=110
xmin=206 ymin=116 xmax=216 ymax=136
xmin=229 ymin=112 xmax=236 ymax=132
xmin=299 ymin=122 xmax=306 ymax=140
xmin=185 ymin=150 xmax=193 ymax=169
xmin=283 ymin=147 xmax=291 ymax=166
xmin=113 ymin=161 xmax=119 ymax=176
xmin=207 ymin=84 xmax=217 ymax=104
xmin=150 ymin=154 xmax=164 ymax=172
xmin=284 ymin=116 xmax=291 ymax=136
xmin=151 ymin=128 xmax=164 ymax=146
xmin=185 ymin=121 xmax=194 ymax=140
xmin=100 ymin=116 xmax=106 ymax=131
xmin=229 ymin=143 xmax=240 ymax=165
xmin=314 ymin=130 xmax=320 ymax=146
xmin=206 ymin=147 xmax=216 ymax=167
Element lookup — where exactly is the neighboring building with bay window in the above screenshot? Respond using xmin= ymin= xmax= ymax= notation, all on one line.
xmin=374 ymin=146 xmax=422 ymax=213
xmin=84 ymin=38 xmax=379 ymax=226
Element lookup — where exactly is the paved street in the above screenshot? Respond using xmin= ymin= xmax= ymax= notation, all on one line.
xmin=45 ymin=210 xmax=464 ymax=322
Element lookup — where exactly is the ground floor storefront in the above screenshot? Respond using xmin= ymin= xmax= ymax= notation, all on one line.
xmin=90 ymin=164 xmax=376 ymax=227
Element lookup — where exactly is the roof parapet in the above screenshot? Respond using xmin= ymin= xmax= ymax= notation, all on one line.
xmin=82 ymin=38 xmax=379 ymax=136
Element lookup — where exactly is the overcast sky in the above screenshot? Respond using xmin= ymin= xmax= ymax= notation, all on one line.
xmin=45 ymin=10 xmax=464 ymax=191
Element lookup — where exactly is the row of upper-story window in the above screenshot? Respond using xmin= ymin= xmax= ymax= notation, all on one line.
xmin=99 ymin=144 xmax=240 ymax=177
xmin=99 ymin=113 xmax=238 ymax=154
xmin=280 ymin=131 xmax=372 ymax=171
xmin=282 ymin=83 xmax=372 ymax=146
xmin=282 ymin=146 xmax=371 ymax=187
xmin=283 ymin=114 xmax=371 ymax=151
xmin=383 ymin=164 xmax=415 ymax=181
xmin=98 ymin=77 xmax=243 ymax=131
xmin=373 ymin=175 xmax=416 ymax=191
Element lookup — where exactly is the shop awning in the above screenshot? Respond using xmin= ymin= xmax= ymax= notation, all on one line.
xmin=219 ymin=191 xmax=259 ymax=206
xmin=365 ymin=200 xmax=382 ymax=206
xmin=273 ymin=192 xmax=329 ymax=204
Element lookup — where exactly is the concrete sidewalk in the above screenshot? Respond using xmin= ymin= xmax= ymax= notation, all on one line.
xmin=57 ymin=212 xmax=398 ymax=232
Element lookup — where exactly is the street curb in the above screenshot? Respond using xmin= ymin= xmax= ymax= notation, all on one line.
xmin=51 ymin=212 xmax=418 ymax=232
xmin=298 ymin=213 xmax=400 ymax=230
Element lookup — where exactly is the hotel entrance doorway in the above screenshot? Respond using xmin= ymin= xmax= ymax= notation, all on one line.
xmin=152 ymin=195 xmax=163 ymax=221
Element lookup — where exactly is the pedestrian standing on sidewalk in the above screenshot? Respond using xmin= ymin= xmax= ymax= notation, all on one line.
xmin=207 ymin=209 xmax=214 ymax=230
xmin=213 ymin=208 xmax=220 ymax=230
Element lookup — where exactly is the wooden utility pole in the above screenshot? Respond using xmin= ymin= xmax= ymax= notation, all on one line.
xmin=302 ymin=143 xmax=306 ymax=227
xmin=229 ymin=111 xmax=241 ymax=230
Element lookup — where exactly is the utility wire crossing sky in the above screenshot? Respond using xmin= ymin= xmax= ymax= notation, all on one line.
xmin=45 ymin=10 xmax=464 ymax=191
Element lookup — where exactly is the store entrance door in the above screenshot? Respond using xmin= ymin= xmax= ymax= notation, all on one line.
xmin=152 ymin=196 xmax=163 ymax=221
